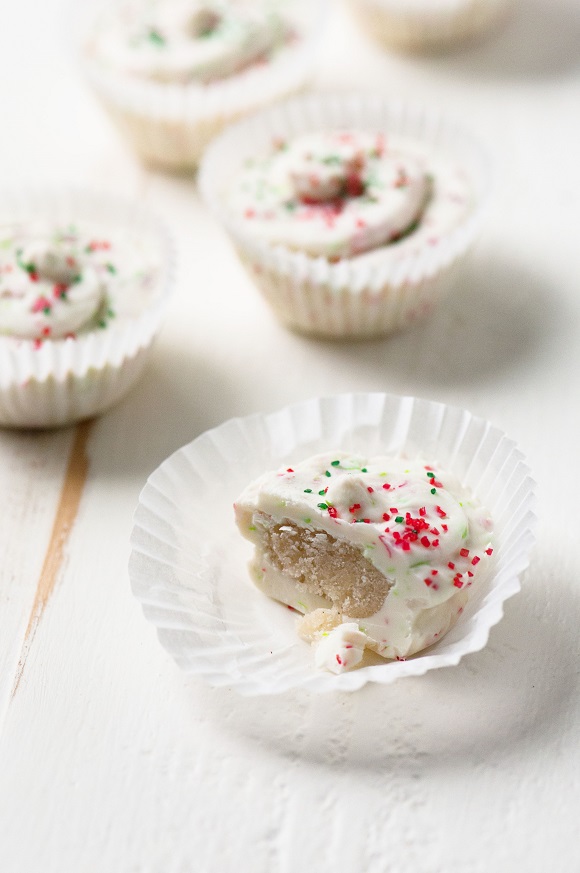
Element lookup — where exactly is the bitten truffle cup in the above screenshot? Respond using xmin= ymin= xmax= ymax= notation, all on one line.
xmin=235 ymin=452 xmax=494 ymax=674
xmin=200 ymin=93 xmax=490 ymax=338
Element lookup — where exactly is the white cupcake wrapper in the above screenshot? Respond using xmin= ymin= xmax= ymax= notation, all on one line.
xmin=75 ymin=0 xmax=329 ymax=170
xmin=199 ymin=92 xmax=491 ymax=338
xmin=0 ymin=188 xmax=175 ymax=428
xmin=352 ymin=0 xmax=512 ymax=51
xmin=129 ymin=393 xmax=536 ymax=695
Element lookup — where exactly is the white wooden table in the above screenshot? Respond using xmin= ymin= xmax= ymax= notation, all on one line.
xmin=1 ymin=1 xmax=579 ymax=870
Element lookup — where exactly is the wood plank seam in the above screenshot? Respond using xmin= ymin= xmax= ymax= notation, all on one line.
xmin=10 ymin=420 xmax=93 ymax=699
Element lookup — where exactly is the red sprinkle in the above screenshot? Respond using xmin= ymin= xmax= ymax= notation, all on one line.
xmin=421 ymin=536 xmax=430 ymax=548
xmin=382 ymin=483 xmax=391 ymax=490
xmin=472 ymin=556 xmax=481 ymax=566
xmin=453 ymin=579 xmax=464 ymax=588
xmin=460 ymin=548 xmax=469 ymax=558
xmin=328 ymin=506 xmax=338 ymax=519
xmin=448 ymin=562 xmax=455 ymax=570
xmin=336 ymin=654 xmax=342 ymax=665
xmin=485 ymin=547 xmax=494 ymax=556
xmin=367 ymin=486 xmax=374 ymax=493
xmin=349 ymin=503 xmax=361 ymax=513
xmin=382 ymin=513 xmax=390 ymax=522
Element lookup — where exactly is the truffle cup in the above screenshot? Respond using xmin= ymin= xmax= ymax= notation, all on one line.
xmin=199 ymin=92 xmax=491 ymax=340
xmin=77 ymin=0 xmax=328 ymax=172
xmin=0 ymin=189 xmax=175 ymax=429
xmin=351 ymin=0 xmax=512 ymax=53
xmin=129 ymin=392 xmax=536 ymax=695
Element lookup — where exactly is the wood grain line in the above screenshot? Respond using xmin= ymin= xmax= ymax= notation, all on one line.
xmin=11 ymin=420 xmax=93 ymax=698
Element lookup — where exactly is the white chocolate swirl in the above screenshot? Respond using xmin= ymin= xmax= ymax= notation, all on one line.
xmin=93 ymin=0 xmax=288 ymax=85
xmin=229 ymin=131 xmax=432 ymax=258
xmin=0 ymin=232 xmax=114 ymax=341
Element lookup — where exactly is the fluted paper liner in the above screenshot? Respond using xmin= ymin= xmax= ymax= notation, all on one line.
xmin=0 ymin=188 xmax=174 ymax=428
xmin=129 ymin=393 xmax=536 ymax=694
xmin=199 ymin=92 xmax=491 ymax=338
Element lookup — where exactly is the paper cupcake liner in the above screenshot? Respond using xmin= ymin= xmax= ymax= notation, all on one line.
xmin=0 ymin=188 xmax=175 ymax=428
xmin=199 ymin=92 xmax=491 ymax=338
xmin=129 ymin=393 xmax=536 ymax=695
xmin=75 ymin=0 xmax=329 ymax=171
xmin=351 ymin=0 xmax=512 ymax=52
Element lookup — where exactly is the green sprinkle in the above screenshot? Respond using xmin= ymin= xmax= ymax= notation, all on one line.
xmin=361 ymin=467 xmax=368 ymax=473
xmin=325 ymin=470 xmax=331 ymax=477
xmin=410 ymin=561 xmax=429 ymax=568
xmin=71 ymin=274 xmax=82 ymax=284
xmin=321 ymin=155 xmax=342 ymax=165
xmin=395 ymin=516 xmax=404 ymax=524
xmin=98 ymin=319 xmax=107 ymax=329
xmin=43 ymin=307 xmax=50 ymax=315
xmin=106 ymin=263 xmax=117 ymax=274
xmin=317 ymin=502 xmax=328 ymax=510
xmin=249 ymin=525 xmax=256 ymax=531
xmin=303 ymin=488 xmax=312 ymax=493
xmin=462 ymin=528 xmax=468 ymax=539
xmin=318 ymin=490 xmax=326 ymax=496
xmin=303 ymin=518 xmax=311 ymax=524
xmin=297 ymin=600 xmax=307 ymax=610
xmin=430 ymin=488 xmax=437 ymax=495
xmin=107 ymin=308 xmax=115 ymax=318
xmin=147 ymin=28 xmax=165 ymax=46
xmin=331 ymin=460 xmax=340 ymax=467
xmin=427 ymin=472 xmax=435 ymax=478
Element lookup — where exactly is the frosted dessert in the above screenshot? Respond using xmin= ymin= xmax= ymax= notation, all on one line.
xmin=234 ymin=452 xmax=494 ymax=673
xmin=351 ymin=0 xmax=510 ymax=53
xmin=90 ymin=0 xmax=291 ymax=85
xmin=0 ymin=224 xmax=160 ymax=346
xmin=227 ymin=130 xmax=472 ymax=262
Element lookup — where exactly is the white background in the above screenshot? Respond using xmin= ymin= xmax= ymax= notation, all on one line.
xmin=0 ymin=1 xmax=579 ymax=870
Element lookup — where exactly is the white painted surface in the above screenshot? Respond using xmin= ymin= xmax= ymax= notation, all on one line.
xmin=0 ymin=0 xmax=579 ymax=870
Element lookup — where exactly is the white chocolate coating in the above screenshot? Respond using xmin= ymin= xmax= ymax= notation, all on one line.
xmin=0 ymin=224 xmax=160 ymax=344
xmin=228 ymin=130 xmax=472 ymax=260
xmin=91 ymin=0 xmax=289 ymax=85
xmin=235 ymin=452 xmax=494 ymax=669
xmin=314 ymin=623 xmax=368 ymax=674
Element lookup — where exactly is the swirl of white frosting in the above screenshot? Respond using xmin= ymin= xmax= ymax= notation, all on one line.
xmin=0 ymin=233 xmax=109 ymax=341
xmin=229 ymin=131 xmax=431 ymax=258
xmin=94 ymin=0 xmax=287 ymax=85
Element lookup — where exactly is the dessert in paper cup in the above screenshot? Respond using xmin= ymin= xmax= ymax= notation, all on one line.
xmin=78 ymin=0 xmax=328 ymax=171
xmin=199 ymin=92 xmax=491 ymax=339
xmin=351 ymin=0 xmax=512 ymax=53
xmin=0 ymin=189 xmax=174 ymax=428
xmin=129 ymin=393 xmax=535 ymax=694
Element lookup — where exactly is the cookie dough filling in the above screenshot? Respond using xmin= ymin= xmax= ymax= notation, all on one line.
xmin=235 ymin=452 xmax=494 ymax=673
xmin=0 ymin=225 xmax=159 ymax=344
xmin=229 ymin=129 xmax=474 ymax=260
xmin=93 ymin=0 xmax=289 ymax=85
